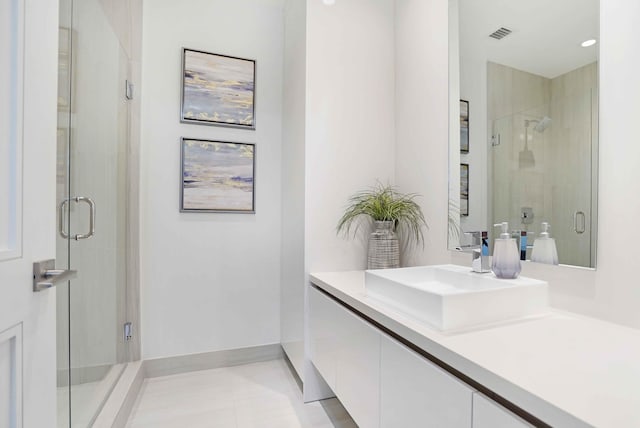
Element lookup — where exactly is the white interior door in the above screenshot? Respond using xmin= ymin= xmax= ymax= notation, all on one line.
xmin=0 ymin=0 xmax=61 ymax=427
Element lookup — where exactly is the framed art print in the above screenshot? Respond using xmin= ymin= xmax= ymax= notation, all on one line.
xmin=460 ymin=99 xmax=469 ymax=153
xmin=180 ymin=138 xmax=256 ymax=213
xmin=181 ymin=48 xmax=256 ymax=129
xmin=460 ymin=163 xmax=469 ymax=216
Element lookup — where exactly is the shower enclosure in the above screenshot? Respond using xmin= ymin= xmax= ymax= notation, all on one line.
xmin=489 ymin=62 xmax=598 ymax=268
xmin=56 ymin=0 xmax=141 ymax=426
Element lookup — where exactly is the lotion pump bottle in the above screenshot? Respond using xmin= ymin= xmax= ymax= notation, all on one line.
xmin=492 ymin=222 xmax=521 ymax=279
xmin=530 ymin=222 xmax=559 ymax=265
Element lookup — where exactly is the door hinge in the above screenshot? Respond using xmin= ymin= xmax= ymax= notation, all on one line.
xmin=125 ymin=80 xmax=134 ymax=100
xmin=124 ymin=322 xmax=133 ymax=341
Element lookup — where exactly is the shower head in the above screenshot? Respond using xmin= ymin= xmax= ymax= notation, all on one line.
xmin=534 ymin=116 xmax=552 ymax=133
xmin=524 ymin=116 xmax=552 ymax=133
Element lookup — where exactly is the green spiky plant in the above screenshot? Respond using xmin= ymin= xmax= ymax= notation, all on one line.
xmin=337 ymin=184 xmax=428 ymax=249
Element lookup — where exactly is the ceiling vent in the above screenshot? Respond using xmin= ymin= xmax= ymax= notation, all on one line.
xmin=489 ymin=27 xmax=512 ymax=40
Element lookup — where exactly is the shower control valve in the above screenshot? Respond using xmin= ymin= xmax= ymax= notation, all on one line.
xmin=521 ymin=207 xmax=534 ymax=225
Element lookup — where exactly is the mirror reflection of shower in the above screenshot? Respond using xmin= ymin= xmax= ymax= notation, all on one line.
xmin=451 ymin=0 xmax=600 ymax=269
xmin=520 ymin=115 xmax=551 ymax=169
xmin=485 ymin=60 xmax=597 ymax=268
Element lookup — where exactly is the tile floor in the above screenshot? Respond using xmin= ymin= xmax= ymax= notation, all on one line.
xmin=126 ymin=359 xmax=357 ymax=428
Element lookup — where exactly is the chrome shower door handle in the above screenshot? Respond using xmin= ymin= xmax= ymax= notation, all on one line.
xmin=74 ymin=196 xmax=95 ymax=240
xmin=59 ymin=199 xmax=70 ymax=238
xmin=574 ymin=211 xmax=586 ymax=234
xmin=59 ymin=197 xmax=96 ymax=239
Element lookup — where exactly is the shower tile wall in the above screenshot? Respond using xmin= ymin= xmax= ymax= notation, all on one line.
xmin=488 ymin=62 xmax=551 ymax=247
xmin=488 ymin=61 xmax=597 ymax=266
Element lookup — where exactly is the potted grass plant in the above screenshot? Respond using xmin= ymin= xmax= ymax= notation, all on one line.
xmin=337 ymin=184 xmax=428 ymax=269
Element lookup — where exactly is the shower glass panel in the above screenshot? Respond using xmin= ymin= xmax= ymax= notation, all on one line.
xmin=57 ymin=0 xmax=132 ymax=425
xmin=490 ymin=89 xmax=595 ymax=266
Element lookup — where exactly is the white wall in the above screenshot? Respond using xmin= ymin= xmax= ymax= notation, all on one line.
xmin=395 ymin=0 xmax=452 ymax=266
xmin=140 ymin=0 xmax=284 ymax=359
xmin=304 ymin=0 xmax=396 ymax=398
xmin=280 ymin=0 xmax=306 ymax=377
xmin=446 ymin=0 xmax=640 ymax=330
xmin=305 ymin=0 xmax=396 ymax=273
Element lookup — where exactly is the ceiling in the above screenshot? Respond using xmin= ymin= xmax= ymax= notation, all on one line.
xmin=459 ymin=0 xmax=599 ymax=79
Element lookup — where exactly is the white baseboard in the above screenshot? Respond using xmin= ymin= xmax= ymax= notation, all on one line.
xmin=144 ymin=343 xmax=284 ymax=378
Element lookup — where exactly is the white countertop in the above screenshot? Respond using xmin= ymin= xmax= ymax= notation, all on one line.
xmin=310 ymin=270 xmax=640 ymax=428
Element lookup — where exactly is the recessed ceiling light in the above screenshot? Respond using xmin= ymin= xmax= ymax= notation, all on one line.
xmin=323 ymin=0 xmax=335 ymax=5
xmin=581 ymin=39 xmax=597 ymax=47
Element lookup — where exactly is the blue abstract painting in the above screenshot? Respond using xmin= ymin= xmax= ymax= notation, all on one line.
xmin=182 ymin=49 xmax=255 ymax=128
xmin=181 ymin=139 xmax=255 ymax=212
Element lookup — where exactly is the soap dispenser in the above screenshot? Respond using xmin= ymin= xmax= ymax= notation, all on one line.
xmin=530 ymin=222 xmax=559 ymax=265
xmin=492 ymin=222 xmax=521 ymax=279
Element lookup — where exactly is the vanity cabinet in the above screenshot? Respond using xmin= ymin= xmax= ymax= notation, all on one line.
xmin=310 ymin=286 xmax=537 ymax=428
xmin=309 ymin=287 xmax=381 ymax=428
xmin=472 ymin=393 xmax=533 ymax=428
xmin=380 ymin=335 xmax=474 ymax=427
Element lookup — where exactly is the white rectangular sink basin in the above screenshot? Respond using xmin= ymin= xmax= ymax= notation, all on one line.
xmin=365 ymin=264 xmax=548 ymax=332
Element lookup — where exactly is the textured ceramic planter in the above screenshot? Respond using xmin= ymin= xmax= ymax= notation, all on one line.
xmin=367 ymin=221 xmax=400 ymax=269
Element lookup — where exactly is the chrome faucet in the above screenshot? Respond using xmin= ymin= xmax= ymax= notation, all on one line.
xmin=457 ymin=231 xmax=491 ymax=273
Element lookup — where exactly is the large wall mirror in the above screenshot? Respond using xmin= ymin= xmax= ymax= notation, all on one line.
xmin=448 ymin=0 xmax=599 ymax=269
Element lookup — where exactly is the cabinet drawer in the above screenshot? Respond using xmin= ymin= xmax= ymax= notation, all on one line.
xmin=380 ymin=335 xmax=474 ymax=428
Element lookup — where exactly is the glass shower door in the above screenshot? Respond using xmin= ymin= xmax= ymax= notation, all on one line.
xmin=57 ymin=0 xmax=131 ymax=425
xmin=548 ymin=89 xmax=596 ymax=267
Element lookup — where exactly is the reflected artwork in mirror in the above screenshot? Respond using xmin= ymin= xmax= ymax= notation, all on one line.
xmin=448 ymin=0 xmax=599 ymax=269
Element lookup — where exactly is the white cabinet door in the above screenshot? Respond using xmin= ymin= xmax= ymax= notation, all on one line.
xmin=380 ymin=335 xmax=474 ymax=428
xmin=309 ymin=287 xmax=381 ymax=428
xmin=473 ymin=393 xmax=533 ymax=428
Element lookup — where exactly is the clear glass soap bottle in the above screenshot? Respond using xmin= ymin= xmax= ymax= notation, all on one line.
xmin=530 ymin=222 xmax=559 ymax=265
xmin=492 ymin=222 xmax=521 ymax=279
